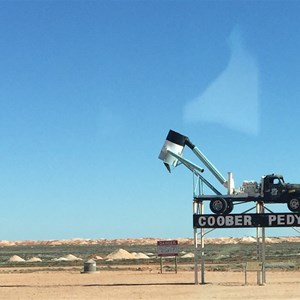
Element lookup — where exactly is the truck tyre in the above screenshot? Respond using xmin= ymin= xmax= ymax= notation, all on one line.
xmin=287 ymin=198 xmax=300 ymax=212
xmin=224 ymin=201 xmax=234 ymax=214
xmin=210 ymin=198 xmax=227 ymax=214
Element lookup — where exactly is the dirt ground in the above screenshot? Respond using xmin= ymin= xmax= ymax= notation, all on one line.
xmin=0 ymin=268 xmax=299 ymax=300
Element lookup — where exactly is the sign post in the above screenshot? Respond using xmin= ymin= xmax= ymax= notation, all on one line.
xmin=193 ymin=201 xmax=199 ymax=284
xmin=199 ymin=202 xmax=205 ymax=284
xmin=157 ymin=240 xmax=179 ymax=273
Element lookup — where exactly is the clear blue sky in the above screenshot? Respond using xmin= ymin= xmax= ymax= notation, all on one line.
xmin=1 ymin=0 xmax=300 ymax=240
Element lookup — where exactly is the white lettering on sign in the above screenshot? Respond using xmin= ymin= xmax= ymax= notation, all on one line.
xmin=198 ymin=215 xmax=253 ymax=227
xmin=198 ymin=217 xmax=206 ymax=227
xmin=195 ymin=213 xmax=300 ymax=228
xmin=278 ymin=215 xmax=285 ymax=225
xmin=226 ymin=216 xmax=234 ymax=226
xmin=268 ymin=214 xmax=300 ymax=226
xmin=217 ymin=217 xmax=225 ymax=226
xmin=235 ymin=215 xmax=242 ymax=226
xmin=286 ymin=214 xmax=294 ymax=225
xmin=244 ymin=215 xmax=252 ymax=226
xmin=268 ymin=215 xmax=276 ymax=226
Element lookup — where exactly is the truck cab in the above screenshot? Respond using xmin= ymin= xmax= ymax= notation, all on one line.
xmin=262 ymin=174 xmax=285 ymax=202
xmin=262 ymin=174 xmax=300 ymax=212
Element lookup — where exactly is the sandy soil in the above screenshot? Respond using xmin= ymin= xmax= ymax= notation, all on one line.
xmin=0 ymin=268 xmax=299 ymax=300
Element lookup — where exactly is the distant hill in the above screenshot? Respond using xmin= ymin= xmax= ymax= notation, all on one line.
xmin=0 ymin=236 xmax=300 ymax=247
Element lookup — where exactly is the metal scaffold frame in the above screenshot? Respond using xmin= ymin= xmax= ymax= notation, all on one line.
xmin=158 ymin=130 xmax=300 ymax=286
xmin=192 ymin=172 xmax=267 ymax=285
xmin=193 ymin=201 xmax=266 ymax=285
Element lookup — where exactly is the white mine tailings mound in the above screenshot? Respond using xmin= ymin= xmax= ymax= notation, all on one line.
xmin=90 ymin=255 xmax=103 ymax=260
xmin=105 ymin=249 xmax=150 ymax=260
xmin=8 ymin=255 xmax=42 ymax=263
xmin=105 ymin=249 xmax=135 ymax=260
xmin=181 ymin=252 xmax=195 ymax=258
xmin=9 ymin=255 xmax=25 ymax=262
xmin=133 ymin=252 xmax=150 ymax=259
xmin=53 ymin=254 xmax=82 ymax=262
xmin=64 ymin=254 xmax=82 ymax=261
xmin=27 ymin=257 xmax=42 ymax=262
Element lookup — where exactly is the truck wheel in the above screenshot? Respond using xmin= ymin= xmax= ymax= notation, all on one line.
xmin=287 ymin=198 xmax=300 ymax=212
xmin=224 ymin=201 xmax=234 ymax=214
xmin=210 ymin=198 xmax=227 ymax=214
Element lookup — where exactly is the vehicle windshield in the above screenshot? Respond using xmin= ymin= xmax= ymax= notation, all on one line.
xmin=273 ymin=177 xmax=284 ymax=185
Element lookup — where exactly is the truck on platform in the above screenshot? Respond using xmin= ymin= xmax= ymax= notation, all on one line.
xmin=159 ymin=130 xmax=300 ymax=214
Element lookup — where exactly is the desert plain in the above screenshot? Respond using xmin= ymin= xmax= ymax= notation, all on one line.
xmin=0 ymin=237 xmax=299 ymax=299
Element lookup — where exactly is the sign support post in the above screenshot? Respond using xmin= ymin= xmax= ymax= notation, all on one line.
xmin=193 ymin=200 xmax=199 ymax=285
xmin=193 ymin=199 xmax=206 ymax=285
xmin=256 ymin=202 xmax=266 ymax=285
xmin=200 ymin=201 xmax=205 ymax=285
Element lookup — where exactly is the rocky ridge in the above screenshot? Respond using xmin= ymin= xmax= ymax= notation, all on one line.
xmin=0 ymin=236 xmax=300 ymax=247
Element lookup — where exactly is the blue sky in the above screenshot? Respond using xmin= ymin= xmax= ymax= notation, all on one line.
xmin=1 ymin=0 xmax=300 ymax=240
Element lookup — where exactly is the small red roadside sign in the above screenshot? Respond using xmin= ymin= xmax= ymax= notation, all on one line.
xmin=157 ymin=240 xmax=178 ymax=257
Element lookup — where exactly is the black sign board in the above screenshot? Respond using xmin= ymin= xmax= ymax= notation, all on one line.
xmin=193 ymin=213 xmax=300 ymax=229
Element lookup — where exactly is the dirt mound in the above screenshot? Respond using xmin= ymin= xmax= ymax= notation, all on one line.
xmin=105 ymin=249 xmax=136 ymax=260
xmin=89 ymin=255 xmax=103 ymax=260
xmin=65 ymin=254 xmax=82 ymax=261
xmin=53 ymin=254 xmax=82 ymax=262
xmin=133 ymin=252 xmax=150 ymax=259
xmin=27 ymin=257 xmax=42 ymax=262
xmin=181 ymin=252 xmax=194 ymax=258
xmin=239 ymin=236 xmax=257 ymax=243
xmin=8 ymin=255 xmax=25 ymax=262
xmin=105 ymin=249 xmax=149 ymax=260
